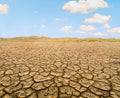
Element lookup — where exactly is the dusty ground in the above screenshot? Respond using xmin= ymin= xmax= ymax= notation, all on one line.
xmin=0 ymin=42 xmax=120 ymax=98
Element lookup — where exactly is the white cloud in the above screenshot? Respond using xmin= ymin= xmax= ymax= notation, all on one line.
xmin=62 ymin=0 xmax=109 ymax=14
xmin=80 ymin=25 xmax=95 ymax=31
xmin=40 ymin=25 xmax=46 ymax=28
xmin=34 ymin=24 xmax=46 ymax=28
xmin=107 ymin=27 xmax=120 ymax=33
xmin=104 ymin=23 xmax=110 ymax=29
xmin=60 ymin=26 xmax=72 ymax=32
xmin=85 ymin=13 xmax=111 ymax=24
xmin=0 ymin=4 xmax=9 ymax=14
xmin=95 ymin=32 xmax=104 ymax=36
xmin=55 ymin=18 xmax=62 ymax=23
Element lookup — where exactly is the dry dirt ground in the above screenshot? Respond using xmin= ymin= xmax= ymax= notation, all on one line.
xmin=0 ymin=42 xmax=120 ymax=98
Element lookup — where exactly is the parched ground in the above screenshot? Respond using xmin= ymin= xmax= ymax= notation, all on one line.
xmin=0 ymin=42 xmax=120 ymax=98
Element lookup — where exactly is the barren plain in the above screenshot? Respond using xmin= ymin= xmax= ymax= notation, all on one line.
xmin=0 ymin=39 xmax=120 ymax=98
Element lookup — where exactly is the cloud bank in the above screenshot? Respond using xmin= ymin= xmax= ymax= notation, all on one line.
xmin=107 ymin=27 xmax=120 ymax=33
xmin=60 ymin=26 xmax=72 ymax=32
xmin=0 ymin=4 xmax=9 ymax=14
xmin=63 ymin=0 xmax=109 ymax=14
xmin=85 ymin=13 xmax=111 ymax=24
xmin=80 ymin=25 xmax=95 ymax=31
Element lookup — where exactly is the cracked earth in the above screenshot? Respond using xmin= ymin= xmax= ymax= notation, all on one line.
xmin=0 ymin=42 xmax=120 ymax=98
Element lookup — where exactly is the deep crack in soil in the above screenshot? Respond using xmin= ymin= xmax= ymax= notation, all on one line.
xmin=0 ymin=42 xmax=120 ymax=98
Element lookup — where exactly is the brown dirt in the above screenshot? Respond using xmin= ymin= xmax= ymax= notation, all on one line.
xmin=0 ymin=42 xmax=120 ymax=98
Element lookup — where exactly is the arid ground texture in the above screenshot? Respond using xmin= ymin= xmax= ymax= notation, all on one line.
xmin=0 ymin=38 xmax=120 ymax=98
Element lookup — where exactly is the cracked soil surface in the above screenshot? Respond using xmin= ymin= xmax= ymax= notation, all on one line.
xmin=0 ymin=42 xmax=120 ymax=98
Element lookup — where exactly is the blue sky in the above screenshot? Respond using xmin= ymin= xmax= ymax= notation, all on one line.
xmin=0 ymin=0 xmax=120 ymax=38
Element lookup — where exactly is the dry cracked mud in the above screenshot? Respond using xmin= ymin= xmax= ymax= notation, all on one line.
xmin=0 ymin=42 xmax=120 ymax=98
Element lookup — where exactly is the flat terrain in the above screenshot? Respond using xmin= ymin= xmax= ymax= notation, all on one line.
xmin=0 ymin=41 xmax=120 ymax=98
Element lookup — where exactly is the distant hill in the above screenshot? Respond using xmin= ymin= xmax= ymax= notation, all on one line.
xmin=0 ymin=36 xmax=120 ymax=42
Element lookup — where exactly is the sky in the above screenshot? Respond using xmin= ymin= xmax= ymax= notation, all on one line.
xmin=0 ymin=0 xmax=120 ymax=38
